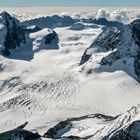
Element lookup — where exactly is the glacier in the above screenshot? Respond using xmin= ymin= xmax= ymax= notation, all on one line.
xmin=0 ymin=9 xmax=140 ymax=140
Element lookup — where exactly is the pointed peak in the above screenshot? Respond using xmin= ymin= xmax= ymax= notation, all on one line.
xmin=1 ymin=11 xmax=11 ymax=17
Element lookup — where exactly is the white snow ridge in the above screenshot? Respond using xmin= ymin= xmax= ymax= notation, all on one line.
xmin=1 ymin=10 xmax=140 ymax=140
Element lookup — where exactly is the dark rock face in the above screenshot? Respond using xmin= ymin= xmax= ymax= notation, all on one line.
xmin=79 ymin=48 xmax=92 ymax=65
xmin=99 ymin=25 xmax=140 ymax=80
xmin=11 ymin=130 xmax=41 ymax=140
xmin=0 ymin=12 xmax=59 ymax=58
xmin=22 ymin=15 xmax=75 ymax=29
xmin=80 ymin=18 xmax=140 ymax=82
xmin=92 ymin=18 xmax=123 ymax=27
xmin=63 ymin=135 xmax=81 ymax=139
xmin=44 ymin=113 xmax=117 ymax=140
xmin=45 ymin=30 xmax=57 ymax=45
xmin=100 ymin=51 xmax=120 ymax=66
xmin=134 ymin=54 xmax=140 ymax=81
xmin=44 ymin=120 xmax=72 ymax=138
xmin=130 ymin=19 xmax=140 ymax=46
xmin=80 ymin=27 xmax=122 ymax=65
xmin=94 ymin=27 xmax=122 ymax=51
xmin=1 ymin=47 xmax=10 ymax=56
xmin=0 ymin=122 xmax=41 ymax=140
xmin=130 ymin=19 xmax=140 ymax=81
xmin=24 ymin=25 xmax=41 ymax=33
xmin=110 ymin=120 xmax=140 ymax=140
xmin=0 ymin=11 xmax=26 ymax=56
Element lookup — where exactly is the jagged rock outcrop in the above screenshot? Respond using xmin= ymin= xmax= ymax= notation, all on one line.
xmin=80 ymin=27 xmax=123 ymax=65
xmin=0 ymin=11 xmax=59 ymax=57
xmin=110 ymin=120 xmax=140 ymax=140
xmin=134 ymin=53 xmax=140 ymax=81
xmin=80 ymin=18 xmax=140 ymax=82
xmin=100 ymin=26 xmax=139 ymax=65
xmin=45 ymin=29 xmax=57 ymax=45
xmin=94 ymin=27 xmax=123 ymax=51
xmin=44 ymin=120 xmax=72 ymax=138
xmin=130 ymin=19 xmax=140 ymax=81
xmin=0 ymin=11 xmax=26 ymax=56
xmin=80 ymin=49 xmax=92 ymax=65
xmin=0 ymin=122 xmax=41 ymax=140
xmin=30 ymin=28 xmax=58 ymax=50
xmin=130 ymin=19 xmax=140 ymax=46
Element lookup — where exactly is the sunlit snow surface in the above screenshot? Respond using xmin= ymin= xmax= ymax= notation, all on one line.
xmin=0 ymin=7 xmax=140 ymax=139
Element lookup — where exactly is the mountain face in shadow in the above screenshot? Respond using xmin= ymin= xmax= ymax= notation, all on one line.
xmin=0 ymin=12 xmax=59 ymax=61
xmin=0 ymin=11 xmax=26 ymax=56
xmin=22 ymin=15 xmax=76 ymax=29
xmin=108 ymin=120 xmax=140 ymax=140
xmin=77 ymin=17 xmax=123 ymax=28
xmin=0 ymin=122 xmax=42 ymax=140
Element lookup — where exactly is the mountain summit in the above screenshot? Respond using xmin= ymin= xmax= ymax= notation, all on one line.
xmin=80 ymin=19 xmax=140 ymax=82
xmin=0 ymin=11 xmax=26 ymax=56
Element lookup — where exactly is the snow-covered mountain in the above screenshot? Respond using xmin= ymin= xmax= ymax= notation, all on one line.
xmin=80 ymin=20 xmax=140 ymax=82
xmin=0 ymin=11 xmax=26 ymax=56
xmin=0 ymin=11 xmax=57 ymax=57
xmin=1 ymin=11 xmax=140 ymax=140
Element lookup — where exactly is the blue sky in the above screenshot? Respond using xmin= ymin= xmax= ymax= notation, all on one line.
xmin=0 ymin=0 xmax=140 ymax=7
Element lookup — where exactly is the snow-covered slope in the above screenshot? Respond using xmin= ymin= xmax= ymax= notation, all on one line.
xmin=0 ymin=12 xmax=140 ymax=140
xmin=0 ymin=11 xmax=58 ymax=57
xmin=42 ymin=105 xmax=140 ymax=140
xmin=80 ymin=21 xmax=140 ymax=82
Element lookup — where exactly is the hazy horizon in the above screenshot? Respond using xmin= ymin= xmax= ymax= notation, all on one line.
xmin=0 ymin=0 xmax=140 ymax=7
xmin=0 ymin=7 xmax=140 ymax=17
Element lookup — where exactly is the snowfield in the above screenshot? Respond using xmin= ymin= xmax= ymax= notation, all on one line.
xmin=0 ymin=8 xmax=140 ymax=140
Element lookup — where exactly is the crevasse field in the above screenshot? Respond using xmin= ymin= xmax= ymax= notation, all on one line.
xmin=1 ymin=7 xmax=140 ymax=140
